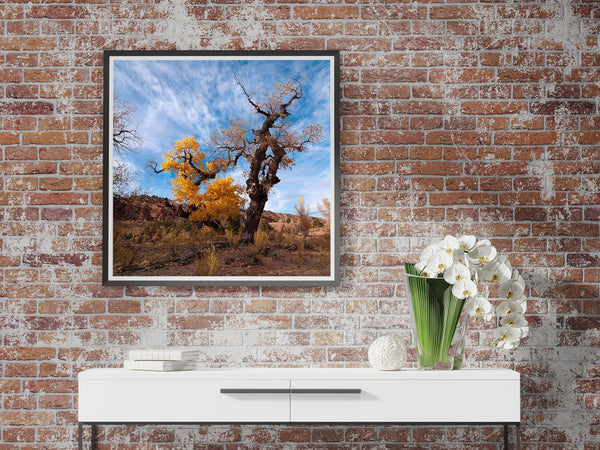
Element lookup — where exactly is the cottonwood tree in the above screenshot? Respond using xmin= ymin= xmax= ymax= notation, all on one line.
xmin=150 ymin=136 xmax=244 ymax=228
xmin=112 ymin=96 xmax=144 ymax=197
xmin=112 ymin=96 xmax=142 ymax=154
xmin=210 ymin=75 xmax=324 ymax=245
xmin=295 ymin=197 xmax=312 ymax=238
xmin=113 ymin=161 xmax=147 ymax=197
xmin=316 ymin=197 xmax=331 ymax=231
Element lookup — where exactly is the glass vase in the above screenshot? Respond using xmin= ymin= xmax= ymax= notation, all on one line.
xmin=404 ymin=272 xmax=469 ymax=370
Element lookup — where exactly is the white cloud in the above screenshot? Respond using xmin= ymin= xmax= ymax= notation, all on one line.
xmin=111 ymin=57 xmax=333 ymax=211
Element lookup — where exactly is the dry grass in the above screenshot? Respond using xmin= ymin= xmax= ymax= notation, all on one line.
xmin=113 ymin=218 xmax=331 ymax=278
xmin=195 ymin=245 xmax=219 ymax=276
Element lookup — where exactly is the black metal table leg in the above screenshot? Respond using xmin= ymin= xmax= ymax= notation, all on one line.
xmin=76 ymin=422 xmax=521 ymax=448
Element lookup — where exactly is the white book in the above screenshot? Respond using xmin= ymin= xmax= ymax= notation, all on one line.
xmin=123 ymin=359 xmax=196 ymax=372
xmin=128 ymin=348 xmax=199 ymax=361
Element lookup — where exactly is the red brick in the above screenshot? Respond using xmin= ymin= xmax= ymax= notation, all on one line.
xmin=312 ymin=428 xmax=344 ymax=442
xmin=278 ymin=427 xmax=311 ymax=442
xmin=328 ymin=37 xmax=391 ymax=52
xmin=293 ymin=6 xmax=359 ymax=20
xmin=0 ymin=348 xmax=55 ymax=361
xmin=0 ymin=162 xmax=56 ymax=175
xmin=89 ymin=315 xmax=155 ymax=329
xmin=461 ymin=101 xmax=527 ymax=115
xmin=394 ymin=37 xmax=459 ymax=50
xmin=244 ymin=299 xmax=277 ymax=313
xmin=0 ymin=411 xmax=54 ymax=426
xmin=430 ymin=192 xmax=497 ymax=205
xmin=530 ymin=101 xmax=596 ymax=115
xmin=426 ymin=131 xmax=491 ymax=145
xmin=27 ymin=5 xmax=89 ymax=19
xmin=23 ymin=253 xmax=87 ymax=267
xmin=498 ymin=68 xmax=563 ymax=82
xmin=107 ymin=299 xmax=142 ymax=314
xmin=167 ymin=315 xmax=224 ymax=330
xmin=494 ymin=132 xmax=558 ymax=146
xmin=429 ymin=69 xmax=494 ymax=83
xmin=465 ymin=161 xmax=529 ymax=176
xmin=0 ymin=101 xmax=53 ymax=115
xmin=361 ymin=68 xmax=427 ymax=83
xmin=362 ymin=5 xmax=426 ymax=20
xmin=361 ymin=131 xmax=423 ymax=145
xmin=6 ymin=85 xmax=38 ymax=98
xmin=2 ymin=427 xmax=35 ymax=442
xmin=27 ymin=192 xmax=88 ymax=205
xmin=430 ymin=5 xmax=494 ymax=19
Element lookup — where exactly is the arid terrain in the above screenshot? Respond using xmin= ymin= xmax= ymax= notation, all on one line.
xmin=112 ymin=195 xmax=331 ymax=278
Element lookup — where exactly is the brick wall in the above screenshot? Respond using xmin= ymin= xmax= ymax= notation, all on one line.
xmin=1 ymin=0 xmax=599 ymax=447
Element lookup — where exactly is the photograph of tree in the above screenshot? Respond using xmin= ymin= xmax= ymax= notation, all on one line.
xmin=103 ymin=51 xmax=339 ymax=285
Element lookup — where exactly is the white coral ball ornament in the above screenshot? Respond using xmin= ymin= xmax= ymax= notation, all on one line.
xmin=368 ymin=336 xmax=407 ymax=371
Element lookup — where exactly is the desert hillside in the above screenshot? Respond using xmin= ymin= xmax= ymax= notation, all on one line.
xmin=111 ymin=195 xmax=330 ymax=278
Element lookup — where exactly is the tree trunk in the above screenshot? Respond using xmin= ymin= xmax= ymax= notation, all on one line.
xmin=239 ymin=196 xmax=267 ymax=245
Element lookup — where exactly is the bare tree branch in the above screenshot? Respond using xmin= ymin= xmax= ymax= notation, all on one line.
xmin=233 ymin=73 xmax=269 ymax=117
xmin=207 ymin=75 xmax=323 ymax=245
xmin=113 ymin=96 xmax=142 ymax=154
xmin=147 ymin=160 xmax=164 ymax=174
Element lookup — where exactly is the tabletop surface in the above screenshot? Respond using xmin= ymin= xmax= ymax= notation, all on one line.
xmin=79 ymin=367 xmax=520 ymax=381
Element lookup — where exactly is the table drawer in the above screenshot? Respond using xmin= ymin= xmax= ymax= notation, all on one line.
xmin=79 ymin=379 xmax=290 ymax=422
xmin=290 ymin=379 xmax=519 ymax=423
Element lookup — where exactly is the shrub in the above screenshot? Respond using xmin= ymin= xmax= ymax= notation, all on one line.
xmin=195 ymin=245 xmax=219 ymax=276
xmin=295 ymin=198 xmax=311 ymax=238
xmin=252 ymin=230 xmax=269 ymax=255
xmin=258 ymin=218 xmax=273 ymax=233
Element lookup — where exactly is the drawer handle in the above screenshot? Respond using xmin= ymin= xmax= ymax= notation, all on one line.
xmin=220 ymin=388 xmax=290 ymax=394
xmin=291 ymin=389 xmax=361 ymax=394
xmin=220 ymin=388 xmax=362 ymax=394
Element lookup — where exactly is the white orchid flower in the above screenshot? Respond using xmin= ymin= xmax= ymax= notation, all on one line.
xmin=419 ymin=243 xmax=441 ymax=265
xmin=443 ymin=263 xmax=471 ymax=285
xmin=451 ymin=278 xmax=478 ymax=299
xmin=458 ymin=235 xmax=476 ymax=251
xmin=497 ymin=255 xmax=513 ymax=272
xmin=492 ymin=325 xmax=522 ymax=349
xmin=467 ymin=240 xmax=497 ymax=266
xmin=500 ymin=312 xmax=528 ymax=329
xmin=419 ymin=267 xmax=435 ymax=277
xmin=480 ymin=259 xmax=512 ymax=284
xmin=408 ymin=235 xmax=529 ymax=352
xmin=500 ymin=312 xmax=529 ymax=339
xmin=452 ymin=249 xmax=471 ymax=268
xmin=499 ymin=279 xmax=525 ymax=300
xmin=425 ymin=249 xmax=453 ymax=276
xmin=464 ymin=292 xmax=493 ymax=321
xmin=511 ymin=269 xmax=525 ymax=286
xmin=439 ymin=235 xmax=460 ymax=255
xmin=519 ymin=325 xmax=529 ymax=338
xmin=515 ymin=296 xmax=527 ymax=314
xmin=496 ymin=300 xmax=525 ymax=317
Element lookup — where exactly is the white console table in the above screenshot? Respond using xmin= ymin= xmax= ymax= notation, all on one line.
xmin=78 ymin=367 xmax=520 ymax=449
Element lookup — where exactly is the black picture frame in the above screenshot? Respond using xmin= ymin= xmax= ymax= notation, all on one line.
xmin=102 ymin=50 xmax=340 ymax=286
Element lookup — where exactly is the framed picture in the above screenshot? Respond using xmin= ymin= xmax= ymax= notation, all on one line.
xmin=102 ymin=50 xmax=340 ymax=286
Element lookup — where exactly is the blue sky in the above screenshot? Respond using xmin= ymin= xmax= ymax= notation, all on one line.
xmin=111 ymin=56 xmax=333 ymax=215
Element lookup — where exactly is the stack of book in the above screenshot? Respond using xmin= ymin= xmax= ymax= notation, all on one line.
xmin=123 ymin=348 xmax=199 ymax=371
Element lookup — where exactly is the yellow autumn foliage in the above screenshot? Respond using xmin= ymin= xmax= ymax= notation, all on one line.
xmin=189 ymin=177 xmax=245 ymax=223
xmin=162 ymin=136 xmax=244 ymax=223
